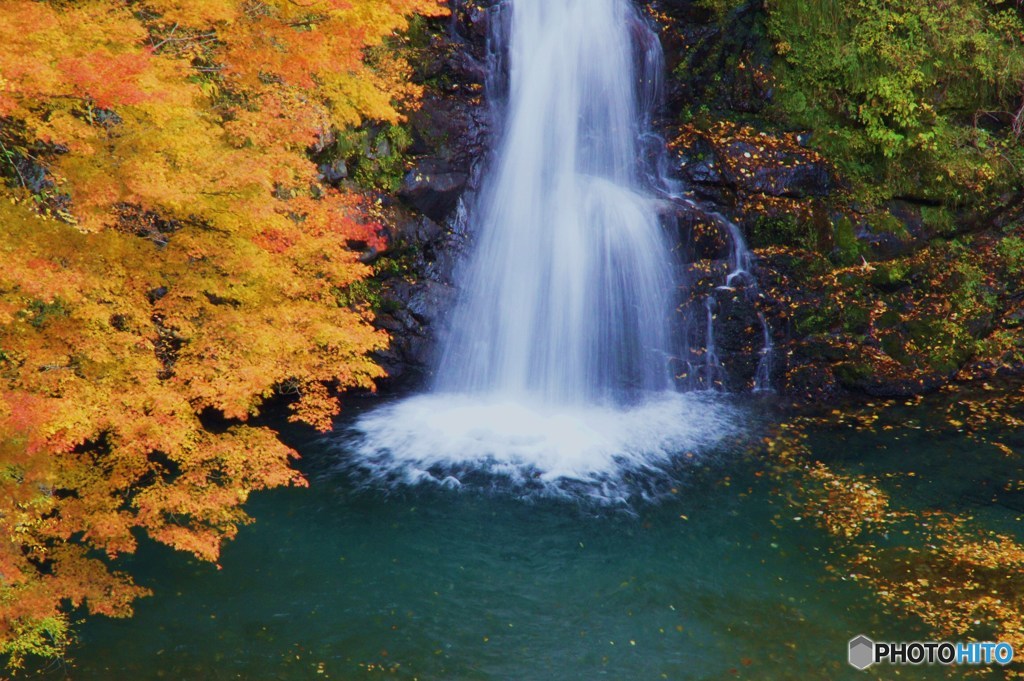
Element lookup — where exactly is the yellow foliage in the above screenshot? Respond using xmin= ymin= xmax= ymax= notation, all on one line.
xmin=0 ymin=0 xmax=446 ymax=667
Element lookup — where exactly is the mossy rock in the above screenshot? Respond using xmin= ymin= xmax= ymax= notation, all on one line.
xmin=833 ymin=360 xmax=876 ymax=388
xmin=869 ymin=262 xmax=911 ymax=290
xmin=831 ymin=217 xmax=865 ymax=265
xmin=841 ymin=304 xmax=871 ymax=334
xmin=880 ymin=332 xmax=914 ymax=366
xmin=875 ymin=309 xmax=904 ymax=330
xmin=751 ymin=213 xmax=805 ymax=248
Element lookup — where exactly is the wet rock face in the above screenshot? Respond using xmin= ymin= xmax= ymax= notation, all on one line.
xmin=712 ymin=285 xmax=765 ymax=390
xmin=674 ymin=255 xmax=783 ymax=393
xmin=368 ymin=2 xmax=497 ymax=391
xmin=717 ymin=139 xmax=832 ymax=199
xmin=665 ymin=123 xmax=839 ymax=396
xmin=855 ymin=200 xmax=938 ymax=261
xmin=384 ymin=0 xmax=1024 ymax=404
xmin=672 ymin=202 xmax=731 ymax=262
xmin=407 ymin=91 xmax=490 ymax=173
xmin=370 ymin=205 xmax=466 ymax=390
xmin=676 ymin=126 xmax=834 ymax=203
xmin=375 ymin=277 xmax=459 ymax=382
xmin=399 ymin=2 xmax=493 ymax=224
xmin=652 ymin=0 xmax=1024 ymax=403
xmin=449 ymin=0 xmax=492 ymax=41
xmin=399 ymin=159 xmax=469 ymax=223
xmin=782 ymin=362 xmax=841 ymax=403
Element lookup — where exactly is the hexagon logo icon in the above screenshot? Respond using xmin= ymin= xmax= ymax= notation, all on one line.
xmin=849 ymin=635 xmax=875 ymax=670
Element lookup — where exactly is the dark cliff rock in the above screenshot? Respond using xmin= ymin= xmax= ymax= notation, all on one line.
xmin=366 ymin=2 xmax=495 ymax=391
xmin=652 ymin=0 xmax=774 ymax=115
xmin=674 ymin=123 xmax=835 ymax=213
xmin=399 ymin=159 xmax=469 ymax=223
xmin=671 ymin=201 xmax=732 ymax=262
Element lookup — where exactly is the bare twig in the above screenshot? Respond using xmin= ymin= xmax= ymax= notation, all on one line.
xmin=0 ymin=138 xmax=28 ymax=189
xmin=150 ymin=22 xmax=179 ymax=50
xmin=151 ymin=25 xmax=217 ymax=53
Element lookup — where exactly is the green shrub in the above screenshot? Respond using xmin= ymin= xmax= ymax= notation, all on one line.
xmin=766 ymin=0 xmax=1024 ymax=208
xmin=696 ymin=0 xmax=746 ymax=20
xmin=832 ymin=217 xmax=864 ymax=265
xmin=325 ymin=124 xmax=414 ymax=193
xmin=920 ymin=206 xmax=957 ymax=236
xmin=752 ymin=213 xmax=805 ymax=247
xmin=997 ymin=236 xmax=1024 ymax=274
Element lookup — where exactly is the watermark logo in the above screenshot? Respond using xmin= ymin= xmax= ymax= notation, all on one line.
xmin=848 ymin=635 xmax=1014 ymax=670
xmin=848 ymin=635 xmax=874 ymax=670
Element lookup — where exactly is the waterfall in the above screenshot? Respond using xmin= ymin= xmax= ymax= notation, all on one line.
xmin=722 ymin=218 xmax=754 ymax=289
xmin=702 ymin=297 xmax=726 ymax=389
xmin=435 ymin=0 xmax=676 ymax=405
xmin=709 ymin=206 xmax=774 ymax=392
xmin=344 ymin=0 xmax=739 ymax=498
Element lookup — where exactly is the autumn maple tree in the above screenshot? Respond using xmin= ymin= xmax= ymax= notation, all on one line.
xmin=0 ymin=0 xmax=445 ymax=666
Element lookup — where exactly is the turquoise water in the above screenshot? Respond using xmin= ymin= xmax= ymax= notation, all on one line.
xmin=39 ymin=397 xmax=1014 ymax=680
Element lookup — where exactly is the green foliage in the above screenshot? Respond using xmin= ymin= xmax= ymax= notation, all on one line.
xmin=870 ymin=262 xmax=910 ymax=289
xmin=334 ymin=247 xmax=416 ymax=313
xmin=766 ymin=0 xmax=1024 ymax=207
xmin=402 ymin=14 xmax=433 ymax=51
xmin=22 ymin=298 xmax=71 ymax=329
xmin=997 ymin=236 xmax=1024 ymax=273
xmin=335 ymin=279 xmax=385 ymax=310
xmin=942 ymin=239 xmax=995 ymax=309
xmin=752 ymin=213 xmax=808 ymax=248
xmin=328 ymin=124 xmax=414 ymax=192
xmin=695 ymin=0 xmax=745 ymax=21
xmin=356 ymin=125 xmax=414 ymax=192
xmin=867 ymin=212 xmax=908 ymax=238
xmin=0 ymin=139 xmax=22 ymax=187
xmin=905 ymin=316 xmax=976 ymax=375
xmin=794 ymin=309 xmax=829 ymax=336
xmin=831 ymin=217 xmax=864 ymax=265
xmin=919 ymin=205 xmax=956 ymax=236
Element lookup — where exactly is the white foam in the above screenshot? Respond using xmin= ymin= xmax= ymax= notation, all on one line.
xmin=339 ymin=392 xmax=740 ymax=500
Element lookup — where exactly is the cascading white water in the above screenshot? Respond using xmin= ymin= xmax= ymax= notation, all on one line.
xmin=344 ymin=0 xmax=739 ymax=498
xmin=753 ymin=312 xmax=774 ymax=393
xmin=435 ymin=0 xmax=674 ymax=403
